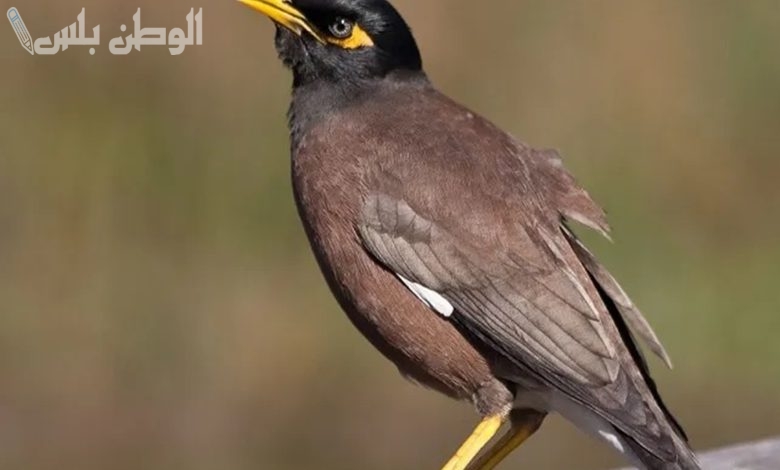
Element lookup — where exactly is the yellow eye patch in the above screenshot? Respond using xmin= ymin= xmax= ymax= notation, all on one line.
xmin=325 ymin=23 xmax=374 ymax=50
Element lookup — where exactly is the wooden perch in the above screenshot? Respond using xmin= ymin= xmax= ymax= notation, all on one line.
xmin=616 ymin=436 xmax=780 ymax=469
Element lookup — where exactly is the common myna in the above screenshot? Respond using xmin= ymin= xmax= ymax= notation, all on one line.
xmin=238 ymin=0 xmax=700 ymax=468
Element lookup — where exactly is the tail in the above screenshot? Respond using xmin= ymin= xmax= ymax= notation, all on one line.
xmin=618 ymin=430 xmax=701 ymax=469
xmin=595 ymin=273 xmax=702 ymax=470
xmin=563 ymin=227 xmax=701 ymax=469
xmin=605 ymin=284 xmax=701 ymax=470
xmin=554 ymin=393 xmax=700 ymax=470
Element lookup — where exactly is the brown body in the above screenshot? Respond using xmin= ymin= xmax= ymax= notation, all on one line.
xmin=289 ymin=74 xmax=697 ymax=469
xmin=292 ymin=79 xmax=510 ymax=412
xmin=292 ymin=75 xmax=613 ymax=414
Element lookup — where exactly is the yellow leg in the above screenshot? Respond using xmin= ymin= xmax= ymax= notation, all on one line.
xmin=441 ymin=415 xmax=504 ymax=470
xmin=466 ymin=410 xmax=546 ymax=470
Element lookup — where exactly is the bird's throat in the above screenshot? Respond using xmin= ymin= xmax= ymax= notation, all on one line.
xmin=287 ymin=70 xmax=430 ymax=150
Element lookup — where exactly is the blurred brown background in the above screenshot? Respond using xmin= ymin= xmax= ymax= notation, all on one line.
xmin=1 ymin=1 xmax=779 ymax=469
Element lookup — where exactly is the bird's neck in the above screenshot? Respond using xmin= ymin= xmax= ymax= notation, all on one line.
xmin=287 ymin=70 xmax=430 ymax=151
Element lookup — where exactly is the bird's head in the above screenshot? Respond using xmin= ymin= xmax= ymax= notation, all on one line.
xmin=238 ymin=0 xmax=423 ymax=86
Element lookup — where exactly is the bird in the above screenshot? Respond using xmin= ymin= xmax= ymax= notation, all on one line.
xmin=237 ymin=0 xmax=701 ymax=469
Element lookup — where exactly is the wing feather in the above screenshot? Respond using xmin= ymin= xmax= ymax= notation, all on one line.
xmin=361 ymin=193 xmax=619 ymax=385
xmin=562 ymin=225 xmax=673 ymax=368
xmin=359 ymin=192 xmax=677 ymax=459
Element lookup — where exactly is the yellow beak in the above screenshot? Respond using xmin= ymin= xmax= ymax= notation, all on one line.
xmin=237 ymin=0 xmax=325 ymax=43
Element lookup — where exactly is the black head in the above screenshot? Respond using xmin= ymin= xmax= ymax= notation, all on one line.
xmin=239 ymin=0 xmax=423 ymax=87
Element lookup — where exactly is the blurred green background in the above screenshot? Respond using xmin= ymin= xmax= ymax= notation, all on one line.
xmin=1 ymin=1 xmax=779 ymax=469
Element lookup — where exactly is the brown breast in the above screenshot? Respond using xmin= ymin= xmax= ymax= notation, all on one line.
xmin=290 ymin=106 xmax=498 ymax=403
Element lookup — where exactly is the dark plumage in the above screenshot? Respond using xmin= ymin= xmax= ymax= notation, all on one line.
xmin=238 ymin=0 xmax=701 ymax=468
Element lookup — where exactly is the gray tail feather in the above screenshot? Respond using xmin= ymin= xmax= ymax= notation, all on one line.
xmin=565 ymin=226 xmax=700 ymax=469
xmin=588 ymin=261 xmax=700 ymax=469
xmin=620 ymin=429 xmax=702 ymax=470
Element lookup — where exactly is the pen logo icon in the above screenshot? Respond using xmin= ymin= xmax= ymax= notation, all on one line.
xmin=8 ymin=8 xmax=202 ymax=56
xmin=7 ymin=7 xmax=34 ymax=55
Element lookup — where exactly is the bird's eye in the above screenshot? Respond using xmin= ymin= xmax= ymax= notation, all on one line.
xmin=328 ymin=17 xmax=354 ymax=39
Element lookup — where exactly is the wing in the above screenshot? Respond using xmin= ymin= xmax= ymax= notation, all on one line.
xmin=360 ymin=192 xmax=621 ymax=386
xmin=563 ymin=225 xmax=673 ymax=368
xmin=357 ymin=147 xmax=677 ymax=457
xmin=535 ymin=148 xmax=672 ymax=368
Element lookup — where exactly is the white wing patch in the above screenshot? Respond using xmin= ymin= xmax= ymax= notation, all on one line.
xmin=397 ymin=275 xmax=454 ymax=317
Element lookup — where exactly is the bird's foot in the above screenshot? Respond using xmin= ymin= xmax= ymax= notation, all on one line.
xmin=465 ymin=410 xmax=546 ymax=470
xmin=440 ymin=415 xmax=503 ymax=470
